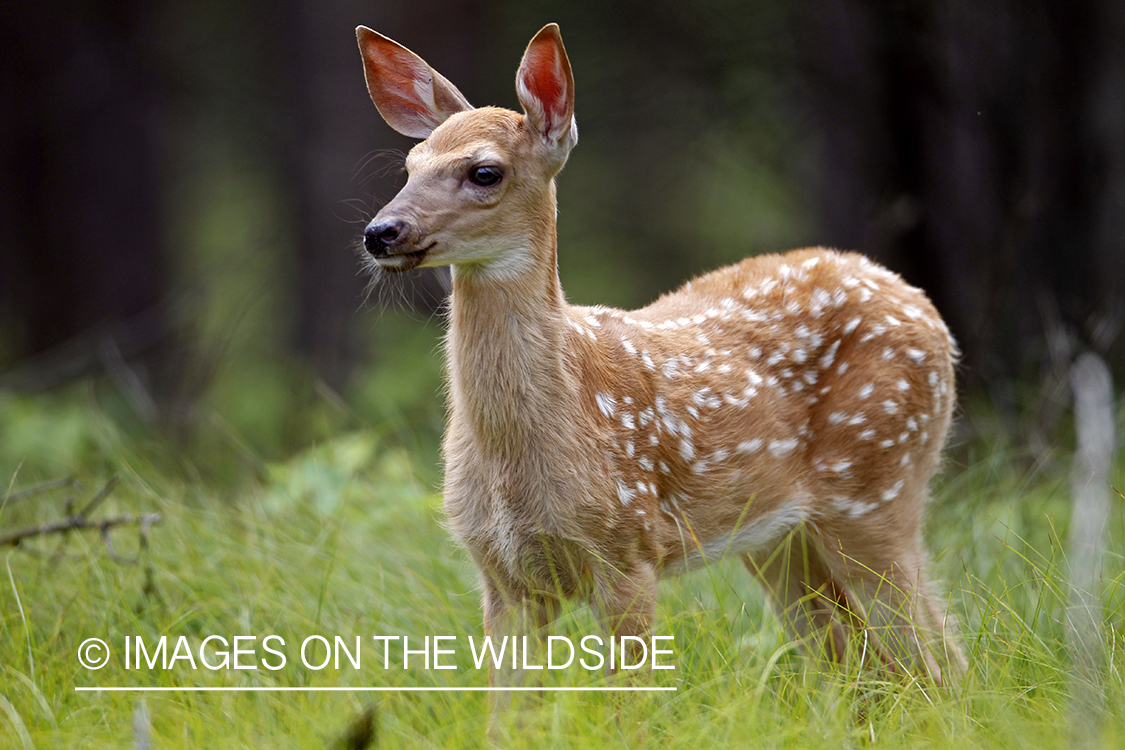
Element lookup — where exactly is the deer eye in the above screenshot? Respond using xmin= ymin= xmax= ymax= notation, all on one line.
xmin=468 ymin=166 xmax=503 ymax=187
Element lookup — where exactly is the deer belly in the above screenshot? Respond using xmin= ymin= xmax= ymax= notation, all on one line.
xmin=661 ymin=502 xmax=807 ymax=575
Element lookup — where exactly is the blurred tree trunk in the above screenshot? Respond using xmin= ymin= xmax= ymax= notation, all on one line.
xmin=0 ymin=1 xmax=170 ymax=393
xmin=274 ymin=0 xmax=484 ymax=391
xmin=798 ymin=0 xmax=1125 ymax=392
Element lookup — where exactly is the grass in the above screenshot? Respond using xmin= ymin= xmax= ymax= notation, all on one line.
xmin=2 ymin=408 xmax=1124 ymax=748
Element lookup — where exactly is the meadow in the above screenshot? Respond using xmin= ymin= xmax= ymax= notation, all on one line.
xmin=2 ymin=384 xmax=1123 ymax=749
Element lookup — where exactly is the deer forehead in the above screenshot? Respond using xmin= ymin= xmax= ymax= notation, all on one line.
xmin=404 ymin=143 xmax=506 ymax=179
xmin=406 ymin=107 xmax=529 ymax=171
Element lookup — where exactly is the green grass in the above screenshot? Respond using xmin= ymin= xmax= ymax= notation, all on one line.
xmin=2 ymin=415 xmax=1124 ymax=748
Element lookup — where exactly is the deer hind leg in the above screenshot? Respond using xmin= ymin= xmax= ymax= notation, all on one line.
xmin=816 ymin=523 xmax=967 ymax=687
xmin=743 ymin=527 xmax=851 ymax=666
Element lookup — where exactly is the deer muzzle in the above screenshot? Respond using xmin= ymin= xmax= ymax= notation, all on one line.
xmin=363 ymin=216 xmax=431 ymax=272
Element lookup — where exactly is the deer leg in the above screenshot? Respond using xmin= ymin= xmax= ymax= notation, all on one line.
xmin=743 ymin=528 xmax=850 ymax=665
xmin=482 ymin=578 xmax=564 ymax=738
xmin=591 ymin=560 xmax=658 ymax=672
xmin=817 ymin=527 xmax=966 ymax=686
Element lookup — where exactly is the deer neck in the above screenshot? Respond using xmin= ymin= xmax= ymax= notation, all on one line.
xmin=445 ymin=190 xmax=577 ymax=459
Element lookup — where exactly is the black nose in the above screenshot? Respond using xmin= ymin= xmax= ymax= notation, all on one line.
xmin=364 ymin=218 xmax=405 ymax=255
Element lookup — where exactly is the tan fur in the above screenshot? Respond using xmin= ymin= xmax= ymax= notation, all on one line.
xmin=357 ymin=23 xmax=967 ymax=697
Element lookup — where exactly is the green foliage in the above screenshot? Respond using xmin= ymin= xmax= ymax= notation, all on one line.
xmin=1 ymin=403 xmax=1124 ymax=748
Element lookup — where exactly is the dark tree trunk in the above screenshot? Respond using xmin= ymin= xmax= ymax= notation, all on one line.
xmin=0 ymin=2 xmax=169 ymax=388
xmin=274 ymin=0 xmax=484 ymax=391
xmin=797 ymin=0 xmax=1125 ymax=390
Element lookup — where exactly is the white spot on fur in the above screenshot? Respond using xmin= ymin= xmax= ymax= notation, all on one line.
xmin=819 ymin=340 xmax=841 ymax=370
xmin=832 ymin=496 xmax=877 ymax=518
xmin=680 ymin=438 xmax=695 ymax=462
xmin=617 ymin=480 xmax=636 ymax=506
xmin=861 ymin=324 xmax=887 ymax=342
xmin=595 ymin=392 xmax=616 ymax=418
xmin=809 ymin=287 xmax=831 ymax=316
xmin=737 ymin=438 xmax=763 ymax=454
xmin=768 ymin=438 xmax=798 ymax=457
xmin=881 ymin=479 xmax=905 ymax=502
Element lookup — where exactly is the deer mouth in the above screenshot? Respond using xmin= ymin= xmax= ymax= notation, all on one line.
xmin=370 ymin=242 xmax=434 ymax=273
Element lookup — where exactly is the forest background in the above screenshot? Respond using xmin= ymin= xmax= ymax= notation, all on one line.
xmin=1 ymin=1 xmax=1123 ymax=747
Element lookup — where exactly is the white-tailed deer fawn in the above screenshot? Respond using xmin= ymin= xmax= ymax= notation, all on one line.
xmin=356 ymin=22 xmax=967 ymax=699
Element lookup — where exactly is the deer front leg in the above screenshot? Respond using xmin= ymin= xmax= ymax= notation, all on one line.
xmin=588 ymin=560 xmax=658 ymax=742
xmin=592 ymin=560 xmax=658 ymax=673
xmin=483 ymin=580 xmax=559 ymax=741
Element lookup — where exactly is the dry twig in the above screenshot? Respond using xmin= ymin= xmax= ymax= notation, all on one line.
xmin=0 ymin=475 xmax=160 ymax=563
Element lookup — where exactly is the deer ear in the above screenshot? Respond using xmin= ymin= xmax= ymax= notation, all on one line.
xmin=357 ymin=26 xmax=472 ymax=138
xmin=516 ymin=24 xmax=577 ymax=149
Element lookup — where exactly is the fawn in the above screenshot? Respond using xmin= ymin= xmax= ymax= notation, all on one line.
xmin=356 ymin=22 xmax=967 ymax=697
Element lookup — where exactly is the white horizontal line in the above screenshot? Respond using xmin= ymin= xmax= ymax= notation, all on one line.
xmin=75 ymin=686 xmax=676 ymax=693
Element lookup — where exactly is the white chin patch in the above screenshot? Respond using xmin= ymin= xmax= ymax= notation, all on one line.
xmin=375 ymin=250 xmax=427 ymax=272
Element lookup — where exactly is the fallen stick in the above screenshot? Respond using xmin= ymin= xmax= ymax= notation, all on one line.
xmin=0 ymin=512 xmax=162 ymax=548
